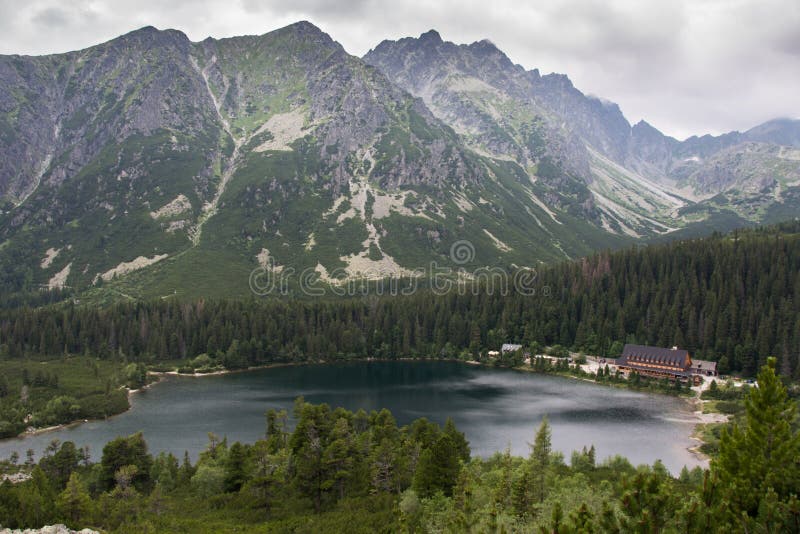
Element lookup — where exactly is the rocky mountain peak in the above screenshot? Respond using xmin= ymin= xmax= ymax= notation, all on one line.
xmin=112 ymin=25 xmax=191 ymax=49
xmin=632 ymin=119 xmax=672 ymax=143
xmin=745 ymin=118 xmax=800 ymax=147
xmin=229 ymin=20 xmax=344 ymax=55
xmin=276 ymin=20 xmax=334 ymax=41
xmin=418 ymin=29 xmax=443 ymax=44
xmin=124 ymin=25 xmax=161 ymax=36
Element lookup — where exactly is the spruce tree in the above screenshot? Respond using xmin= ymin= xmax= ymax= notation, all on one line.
xmin=412 ymin=434 xmax=460 ymax=497
xmin=322 ymin=417 xmax=356 ymax=499
xmin=713 ymin=356 xmax=800 ymax=519
xmin=56 ymin=472 xmax=92 ymax=527
xmin=443 ymin=417 xmax=470 ymax=464
xmin=531 ymin=416 xmax=551 ymax=504
xmin=224 ymin=442 xmax=248 ymax=493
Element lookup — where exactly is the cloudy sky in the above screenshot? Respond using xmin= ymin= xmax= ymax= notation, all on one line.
xmin=0 ymin=0 xmax=797 ymax=139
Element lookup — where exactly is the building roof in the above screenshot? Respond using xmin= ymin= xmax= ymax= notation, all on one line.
xmin=617 ymin=344 xmax=691 ymax=371
xmin=690 ymin=359 xmax=717 ymax=373
xmin=501 ymin=344 xmax=523 ymax=353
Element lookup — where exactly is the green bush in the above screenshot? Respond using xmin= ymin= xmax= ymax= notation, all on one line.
xmin=192 ymin=354 xmax=213 ymax=368
xmin=78 ymin=391 xmax=129 ymax=419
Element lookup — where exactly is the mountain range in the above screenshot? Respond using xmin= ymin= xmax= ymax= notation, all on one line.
xmin=1 ymin=21 xmax=798 ymax=300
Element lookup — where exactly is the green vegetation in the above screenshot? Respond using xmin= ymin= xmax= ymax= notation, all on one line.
xmin=2 ymin=222 xmax=798 ymax=378
xmin=0 ymin=357 xmax=135 ymax=439
xmin=0 ymin=359 xmax=798 ymax=532
xmin=0 ymin=221 xmax=796 ymax=449
xmin=0 ymin=129 xmax=215 ymax=295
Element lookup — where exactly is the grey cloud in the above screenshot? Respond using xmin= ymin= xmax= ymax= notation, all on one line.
xmin=31 ymin=7 xmax=71 ymax=28
xmin=240 ymin=0 xmax=375 ymax=18
xmin=548 ymin=0 xmax=685 ymax=54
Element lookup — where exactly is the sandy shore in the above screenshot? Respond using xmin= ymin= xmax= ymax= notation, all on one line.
xmin=148 ymin=361 xmax=299 ymax=379
xmin=16 ymin=380 xmax=163 ymax=440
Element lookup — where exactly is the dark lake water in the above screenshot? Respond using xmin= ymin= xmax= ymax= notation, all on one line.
xmin=0 ymin=361 xmax=704 ymax=474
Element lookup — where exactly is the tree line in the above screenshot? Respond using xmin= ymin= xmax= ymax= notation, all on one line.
xmin=1 ymin=358 xmax=799 ymax=532
xmin=0 ymin=222 xmax=799 ymax=376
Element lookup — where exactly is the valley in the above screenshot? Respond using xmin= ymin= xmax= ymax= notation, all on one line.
xmin=1 ymin=16 xmax=800 ymax=533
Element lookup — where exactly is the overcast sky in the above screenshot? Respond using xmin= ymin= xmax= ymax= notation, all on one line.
xmin=0 ymin=0 xmax=797 ymax=139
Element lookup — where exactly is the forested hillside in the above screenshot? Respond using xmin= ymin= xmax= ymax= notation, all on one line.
xmin=1 ymin=221 xmax=798 ymax=377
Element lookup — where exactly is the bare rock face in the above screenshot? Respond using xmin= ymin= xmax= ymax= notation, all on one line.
xmin=0 ymin=27 xmax=221 ymax=203
xmin=5 ymin=22 xmax=594 ymax=297
xmin=364 ymin=32 xmax=595 ymax=182
xmin=365 ymin=30 xmax=800 ymax=227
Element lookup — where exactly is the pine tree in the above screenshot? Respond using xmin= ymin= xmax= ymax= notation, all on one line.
xmin=713 ymin=356 xmax=800 ymax=520
xmin=531 ymin=416 xmax=551 ymax=504
xmin=56 ymin=472 xmax=92 ymax=527
xmin=322 ymin=417 xmax=355 ymax=499
xmin=224 ymin=442 xmax=248 ymax=493
xmin=16 ymin=467 xmax=56 ymax=528
xmin=617 ymin=468 xmax=678 ymax=533
xmin=412 ymin=434 xmax=461 ymax=498
xmin=247 ymin=440 xmax=289 ymax=514
xmin=100 ymin=432 xmax=153 ymax=492
xmin=443 ymin=418 xmax=470 ymax=464
xmin=265 ymin=408 xmax=288 ymax=452
xmin=177 ymin=451 xmax=195 ymax=487
xmin=567 ymin=502 xmax=596 ymax=532
xmin=290 ymin=401 xmax=332 ymax=511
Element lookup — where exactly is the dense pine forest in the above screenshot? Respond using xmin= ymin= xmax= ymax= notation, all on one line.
xmin=1 ymin=359 xmax=798 ymax=532
xmin=1 ymin=221 xmax=798 ymax=376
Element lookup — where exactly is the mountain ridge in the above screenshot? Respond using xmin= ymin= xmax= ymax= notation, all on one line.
xmin=0 ymin=22 xmax=624 ymax=300
xmin=0 ymin=22 xmax=797 ymax=301
xmin=365 ymin=29 xmax=800 ymax=233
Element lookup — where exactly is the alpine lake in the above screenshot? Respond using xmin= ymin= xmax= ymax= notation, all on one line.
xmin=0 ymin=360 xmax=704 ymax=474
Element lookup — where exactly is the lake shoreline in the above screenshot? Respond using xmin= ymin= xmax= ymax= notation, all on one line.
xmin=6 ymin=360 xmax=399 ymax=441
xmin=684 ymin=395 xmax=730 ymax=464
xmin=3 ymin=357 xmax=718 ymax=470
xmin=12 ymin=375 xmax=168 ymax=442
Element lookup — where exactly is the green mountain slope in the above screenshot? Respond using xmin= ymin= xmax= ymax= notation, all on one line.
xmin=0 ymin=23 xmax=630 ymax=301
xmin=1 ymin=23 xmax=797 ymax=301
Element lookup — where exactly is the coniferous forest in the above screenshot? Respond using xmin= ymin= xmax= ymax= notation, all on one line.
xmin=1 ymin=222 xmax=798 ymax=376
xmin=0 ymin=360 xmax=799 ymax=532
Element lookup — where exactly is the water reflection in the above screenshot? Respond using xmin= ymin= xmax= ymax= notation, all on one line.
xmin=0 ymin=361 xmax=703 ymax=474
